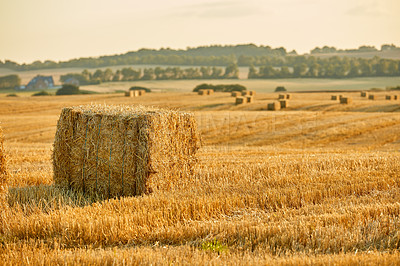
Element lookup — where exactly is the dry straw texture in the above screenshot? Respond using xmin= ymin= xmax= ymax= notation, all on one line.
xmin=0 ymin=127 xmax=7 ymax=210
xmin=369 ymin=95 xmax=376 ymax=100
xmin=249 ymin=91 xmax=256 ymax=96
xmin=125 ymin=91 xmax=139 ymax=97
xmin=241 ymin=91 xmax=251 ymax=96
xmin=206 ymin=89 xmax=214 ymax=95
xmin=53 ymin=104 xmax=200 ymax=199
xmin=278 ymin=94 xmax=285 ymax=99
xmin=386 ymin=95 xmax=392 ymax=100
xmin=331 ymin=95 xmax=338 ymax=100
xmin=340 ymin=97 xmax=353 ymax=104
xmin=361 ymin=92 xmax=368 ymax=97
xmin=198 ymin=90 xmax=206 ymax=95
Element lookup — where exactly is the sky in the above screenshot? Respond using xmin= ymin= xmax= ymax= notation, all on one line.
xmin=0 ymin=0 xmax=399 ymax=64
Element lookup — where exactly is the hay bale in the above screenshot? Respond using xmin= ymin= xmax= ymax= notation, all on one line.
xmin=361 ymin=91 xmax=368 ymax=97
xmin=138 ymin=90 xmax=146 ymax=96
xmin=249 ymin=91 xmax=256 ymax=96
xmin=286 ymin=94 xmax=291 ymax=100
xmin=198 ymin=89 xmax=206 ymax=95
xmin=235 ymin=97 xmax=246 ymax=105
xmin=52 ymin=104 xmax=200 ymax=198
xmin=246 ymin=96 xmax=254 ymax=103
xmin=331 ymin=95 xmax=338 ymax=100
xmin=231 ymin=91 xmax=241 ymax=97
xmin=267 ymin=102 xmax=281 ymax=111
xmin=206 ymin=89 xmax=214 ymax=95
xmin=394 ymin=95 xmax=398 ymax=100
xmin=369 ymin=95 xmax=376 ymax=100
xmin=278 ymin=94 xmax=285 ymax=99
xmin=339 ymin=95 xmax=344 ymax=100
xmin=126 ymin=91 xmax=139 ymax=97
xmin=279 ymin=100 xmax=289 ymax=108
xmin=0 ymin=127 xmax=7 ymax=210
xmin=241 ymin=91 xmax=251 ymax=96
xmin=386 ymin=95 xmax=392 ymax=100
xmin=340 ymin=97 xmax=353 ymax=104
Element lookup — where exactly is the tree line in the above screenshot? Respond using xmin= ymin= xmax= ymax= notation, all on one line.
xmin=248 ymin=56 xmax=400 ymax=79
xmin=60 ymin=65 xmax=239 ymax=84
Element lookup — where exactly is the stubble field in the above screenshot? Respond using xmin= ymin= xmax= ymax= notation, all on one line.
xmin=1 ymin=90 xmax=400 ymax=264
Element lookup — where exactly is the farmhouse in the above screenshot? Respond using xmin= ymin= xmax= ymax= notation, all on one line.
xmin=26 ymin=75 xmax=55 ymax=90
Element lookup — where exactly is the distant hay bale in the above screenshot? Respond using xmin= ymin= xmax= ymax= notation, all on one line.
xmin=198 ymin=89 xmax=206 ymax=95
xmin=286 ymin=94 xmax=291 ymax=100
xmin=206 ymin=89 xmax=214 ymax=95
xmin=241 ymin=91 xmax=251 ymax=96
xmin=395 ymin=95 xmax=398 ymax=100
xmin=361 ymin=92 xmax=368 ymax=97
xmin=138 ymin=90 xmax=146 ymax=96
xmin=125 ymin=91 xmax=139 ymax=97
xmin=52 ymin=104 xmax=200 ymax=198
xmin=267 ymin=102 xmax=281 ymax=111
xmin=339 ymin=95 xmax=344 ymax=100
xmin=246 ymin=96 xmax=254 ymax=103
xmin=369 ymin=95 xmax=376 ymax=100
xmin=331 ymin=95 xmax=338 ymax=100
xmin=235 ymin=97 xmax=246 ymax=105
xmin=249 ymin=91 xmax=256 ymax=96
xmin=0 ymin=127 xmax=7 ymax=210
xmin=340 ymin=97 xmax=353 ymax=104
xmin=279 ymin=100 xmax=289 ymax=108
xmin=231 ymin=91 xmax=241 ymax=97
xmin=386 ymin=95 xmax=392 ymax=100
xmin=278 ymin=94 xmax=285 ymax=99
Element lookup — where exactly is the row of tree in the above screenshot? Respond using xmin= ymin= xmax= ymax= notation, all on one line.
xmin=60 ymin=65 xmax=239 ymax=84
xmin=249 ymin=56 xmax=400 ymax=79
xmin=310 ymin=44 xmax=400 ymax=54
xmin=0 ymin=74 xmax=20 ymax=89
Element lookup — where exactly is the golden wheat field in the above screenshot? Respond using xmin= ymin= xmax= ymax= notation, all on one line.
xmin=1 ymin=90 xmax=400 ymax=265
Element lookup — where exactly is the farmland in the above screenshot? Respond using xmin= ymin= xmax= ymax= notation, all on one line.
xmin=1 ymin=90 xmax=400 ymax=264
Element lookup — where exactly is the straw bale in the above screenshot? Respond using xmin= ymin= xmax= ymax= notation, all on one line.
xmin=278 ymin=94 xmax=285 ymax=99
xmin=369 ymin=95 xmax=376 ymax=100
xmin=339 ymin=95 xmax=344 ymax=100
xmin=286 ymin=94 xmax=291 ymax=100
xmin=394 ymin=95 xmax=398 ymax=100
xmin=361 ymin=92 xmax=368 ymax=97
xmin=246 ymin=96 xmax=254 ymax=103
xmin=249 ymin=91 xmax=256 ymax=96
xmin=241 ymin=91 xmax=251 ymax=96
xmin=268 ymin=102 xmax=281 ymax=111
xmin=198 ymin=89 xmax=206 ymax=95
xmin=386 ymin=95 xmax=392 ymax=100
xmin=138 ymin=90 xmax=146 ymax=96
xmin=126 ymin=91 xmax=139 ymax=97
xmin=53 ymin=104 xmax=200 ymax=198
xmin=0 ymin=127 xmax=7 ymax=209
xmin=235 ymin=97 xmax=246 ymax=105
xmin=231 ymin=91 xmax=241 ymax=97
xmin=279 ymin=100 xmax=289 ymax=108
xmin=331 ymin=95 xmax=338 ymax=100
xmin=206 ymin=89 xmax=214 ymax=95
xmin=340 ymin=97 xmax=353 ymax=104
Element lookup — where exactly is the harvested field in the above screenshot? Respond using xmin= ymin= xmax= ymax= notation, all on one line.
xmin=1 ymin=91 xmax=400 ymax=264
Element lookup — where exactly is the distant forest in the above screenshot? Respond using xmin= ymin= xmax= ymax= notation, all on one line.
xmin=1 ymin=44 xmax=399 ymax=80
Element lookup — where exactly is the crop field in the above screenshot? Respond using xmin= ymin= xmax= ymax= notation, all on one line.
xmin=1 ymin=91 xmax=400 ymax=264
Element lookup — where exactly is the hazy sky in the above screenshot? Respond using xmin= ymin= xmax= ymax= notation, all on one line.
xmin=1 ymin=0 xmax=399 ymax=63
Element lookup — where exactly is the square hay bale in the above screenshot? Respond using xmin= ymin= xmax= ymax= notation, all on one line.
xmin=231 ymin=91 xmax=241 ymax=97
xmin=395 ymin=95 xmax=398 ymax=100
xmin=340 ymin=97 xmax=353 ymax=104
xmin=0 ymin=127 xmax=7 ymax=210
xmin=52 ymin=104 xmax=200 ymax=198
xmin=246 ymin=96 xmax=254 ymax=103
xmin=235 ymin=97 xmax=246 ymax=105
xmin=331 ymin=95 xmax=338 ymax=100
xmin=198 ymin=89 xmax=206 ymax=95
xmin=369 ymin=95 xmax=376 ymax=100
xmin=286 ymin=94 xmax=291 ymax=100
xmin=138 ymin=90 xmax=146 ymax=96
xmin=126 ymin=90 xmax=139 ymax=97
xmin=361 ymin=91 xmax=368 ymax=97
xmin=206 ymin=89 xmax=214 ymax=95
xmin=279 ymin=100 xmax=289 ymax=108
xmin=278 ymin=94 xmax=285 ymax=99
xmin=267 ymin=102 xmax=281 ymax=111
xmin=249 ymin=91 xmax=256 ymax=96
xmin=241 ymin=91 xmax=251 ymax=96
xmin=386 ymin=95 xmax=392 ymax=100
